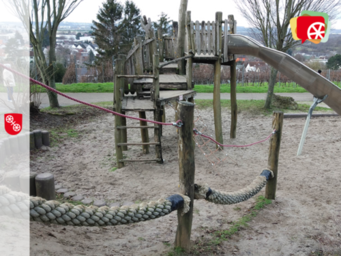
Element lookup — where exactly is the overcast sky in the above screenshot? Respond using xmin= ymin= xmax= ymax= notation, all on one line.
xmin=1 ymin=0 xmax=341 ymax=29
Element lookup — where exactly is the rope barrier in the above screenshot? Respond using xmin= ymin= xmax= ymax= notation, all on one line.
xmin=0 ymin=185 xmax=190 ymax=225
xmin=193 ymin=129 xmax=276 ymax=148
xmin=194 ymin=169 xmax=274 ymax=204
xmin=0 ymin=64 xmax=182 ymax=128
xmin=0 ymin=170 xmax=272 ymax=225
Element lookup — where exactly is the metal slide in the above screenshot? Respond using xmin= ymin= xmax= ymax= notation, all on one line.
xmin=227 ymin=34 xmax=341 ymax=115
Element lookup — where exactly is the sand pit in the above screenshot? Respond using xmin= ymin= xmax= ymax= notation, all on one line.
xmin=30 ymin=106 xmax=341 ymax=255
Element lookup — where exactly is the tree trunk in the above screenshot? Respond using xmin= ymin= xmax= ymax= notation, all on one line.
xmin=264 ymin=67 xmax=278 ymax=109
xmin=47 ymin=34 xmax=60 ymax=108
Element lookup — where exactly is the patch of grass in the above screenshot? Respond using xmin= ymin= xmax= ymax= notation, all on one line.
xmin=29 ymin=81 xmax=341 ymax=93
xmin=194 ymin=99 xmax=332 ymax=115
xmin=163 ymin=241 xmax=171 ymax=247
xmin=66 ymin=129 xmax=79 ymax=138
xmin=31 ymin=82 xmax=114 ymax=93
xmin=194 ymin=81 xmax=341 ymax=93
xmin=168 ymin=247 xmax=185 ymax=256
xmin=110 ymin=167 xmax=118 ymax=172
xmin=188 ymin=196 xmax=272 ymax=255
xmin=233 ymin=207 xmax=241 ymax=211
xmin=55 ymin=193 xmax=83 ymax=206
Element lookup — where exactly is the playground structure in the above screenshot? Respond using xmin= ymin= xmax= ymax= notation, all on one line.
xmin=113 ymin=8 xmax=341 ymax=167
xmin=2 ymin=1 xmax=341 ymax=254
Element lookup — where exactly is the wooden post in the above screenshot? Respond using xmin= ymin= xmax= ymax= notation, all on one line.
xmin=139 ymin=111 xmax=150 ymax=154
xmin=213 ymin=12 xmax=223 ymax=149
xmin=175 ymin=101 xmax=179 ymax=134
xmin=30 ymin=132 xmax=35 ymax=150
xmin=176 ymin=0 xmax=188 ymax=75
xmin=114 ymin=57 xmax=124 ymax=168
xmin=265 ymin=111 xmax=284 ymax=200
xmin=42 ymin=130 xmax=50 ymax=146
xmin=33 ymin=130 xmax=43 ymax=149
xmin=229 ymin=15 xmax=237 ymax=139
xmin=175 ymin=101 xmax=195 ymax=251
xmin=158 ymin=27 xmax=164 ymax=62
xmin=186 ymin=11 xmax=193 ymax=90
xmin=153 ymin=54 xmax=163 ymax=163
xmin=118 ymin=54 xmax=128 ymax=151
xmin=35 ymin=173 xmax=55 ymax=200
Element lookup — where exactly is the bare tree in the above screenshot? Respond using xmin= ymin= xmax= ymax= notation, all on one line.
xmin=5 ymin=0 xmax=84 ymax=108
xmin=237 ymin=0 xmax=341 ymax=108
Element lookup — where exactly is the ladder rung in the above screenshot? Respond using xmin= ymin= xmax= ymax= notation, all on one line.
xmin=119 ymin=159 xmax=162 ymax=163
xmin=117 ymin=126 xmax=158 ymax=129
xmin=117 ymin=142 xmax=160 ymax=146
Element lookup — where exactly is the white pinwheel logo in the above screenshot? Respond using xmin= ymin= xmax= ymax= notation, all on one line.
xmin=307 ymin=22 xmax=325 ymax=40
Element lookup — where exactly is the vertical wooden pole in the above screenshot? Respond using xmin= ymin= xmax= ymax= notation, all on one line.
xmin=118 ymin=54 xmax=128 ymax=151
xmin=230 ymin=60 xmax=237 ymax=139
xmin=175 ymin=101 xmax=195 ymax=251
xmin=114 ymin=57 xmax=124 ymax=168
xmin=213 ymin=12 xmax=223 ymax=149
xmin=229 ymin=15 xmax=237 ymax=139
xmin=139 ymin=111 xmax=150 ymax=154
xmin=265 ymin=111 xmax=283 ymax=200
xmin=176 ymin=0 xmax=188 ymax=75
xmin=158 ymin=27 xmax=164 ymax=63
xmin=186 ymin=11 xmax=193 ymax=90
xmin=175 ymin=102 xmax=180 ymax=134
xmin=153 ymin=54 xmax=163 ymax=163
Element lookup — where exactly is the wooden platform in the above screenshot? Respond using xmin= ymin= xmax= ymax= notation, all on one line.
xmin=159 ymin=90 xmax=196 ymax=101
xmin=133 ymin=74 xmax=188 ymax=90
xmin=121 ymin=90 xmax=196 ymax=111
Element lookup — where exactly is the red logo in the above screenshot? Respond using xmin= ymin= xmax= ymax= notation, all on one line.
xmin=297 ymin=16 xmax=325 ymax=44
xmin=4 ymin=113 xmax=22 ymax=135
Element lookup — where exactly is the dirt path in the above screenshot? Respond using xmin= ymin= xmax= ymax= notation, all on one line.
xmin=30 ymin=107 xmax=341 ymax=255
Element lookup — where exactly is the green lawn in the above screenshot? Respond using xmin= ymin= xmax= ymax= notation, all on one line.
xmin=27 ymin=81 xmax=341 ymax=93
xmin=194 ymin=99 xmax=332 ymax=115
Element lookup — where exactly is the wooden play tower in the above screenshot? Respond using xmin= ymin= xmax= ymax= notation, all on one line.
xmin=114 ymin=3 xmax=238 ymax=168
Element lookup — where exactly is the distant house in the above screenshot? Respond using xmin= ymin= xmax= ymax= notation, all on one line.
xmin=244 ymin=61 xmax=267 ymax=73
xmin=79 ymin=36 xmax=94 ymax=43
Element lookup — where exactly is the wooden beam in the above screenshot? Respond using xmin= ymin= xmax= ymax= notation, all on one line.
xmin=265 ymin=111 xmax=284 ymax=200
xmin=230 ymin=60 xmax=237 ymax=139
xmin=176 ymin=0 xmax=188 ymax=75
xmin=214 ymin=59 xmax=223 ymax=149
xmin=114 ymin=57 xmax=125 ymax=168
xmin=175 ymin=101 xmax=195 ymax=252
xmin=186 ymin=11 xmax=193 ymax=90
xmin=158 ymin=27 xmax=164 ymax=62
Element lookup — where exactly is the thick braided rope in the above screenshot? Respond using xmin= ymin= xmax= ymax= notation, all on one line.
xmin=194 ymin=170 xmax=274 ymax=205
xmin=0 ymin=185 xmax=30 ymax=219
xmin=0 ymin=186 xmax=190 ymax=226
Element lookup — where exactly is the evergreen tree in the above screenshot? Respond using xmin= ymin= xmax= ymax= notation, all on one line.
xmin=76 ymin=32 xmax=82 ymax=40
xmin=121 ymin=1 xmax=141 ymax=53
xmin=153 ymin=12 xmax=172 ymax=35
xmin=91 ymin=0 xmax=141 ymax=64
xmin=326 ymin=54 xmax=341 ymax=70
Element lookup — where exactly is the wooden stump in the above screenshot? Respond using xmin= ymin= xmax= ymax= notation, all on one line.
xmin=30 ymin=132 xmax=35 ymax=150
xmin=29 ymin=172 xmax=37 ymax=196
xmin=35 ymin=173 xmax=55 ymax=200
xmin=42 ymin=130 xmax=50 ymax=146
xmin=265 ymin=111 xmax=284 ymax=200
xmin=33 ymin=130 xmax=43 ymax=149
xmin=175 ymin=101 xmax=195 ymax=251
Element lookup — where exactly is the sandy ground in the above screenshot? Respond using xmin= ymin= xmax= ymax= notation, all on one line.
xmin=30 ymin=106 xmax=341 ymax=256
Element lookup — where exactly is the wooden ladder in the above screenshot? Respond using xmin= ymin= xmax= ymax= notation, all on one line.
xmin=114 ymin=55 xmax=163 ymax=168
